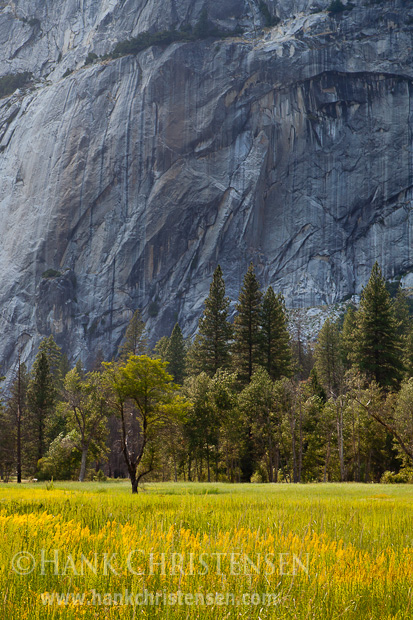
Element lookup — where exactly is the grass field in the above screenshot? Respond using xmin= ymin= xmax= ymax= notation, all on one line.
xmin=0 ymin=481 xmax=412 ymax=618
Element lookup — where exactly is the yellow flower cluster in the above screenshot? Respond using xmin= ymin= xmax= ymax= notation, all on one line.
xmin=0 ymin=484 xmax=412 ymax=619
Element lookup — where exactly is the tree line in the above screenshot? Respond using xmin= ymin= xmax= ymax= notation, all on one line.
xmin=0 ymin=262 xmax=412 ymax=491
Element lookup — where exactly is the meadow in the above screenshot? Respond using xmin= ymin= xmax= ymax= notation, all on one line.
xmin=0 ymin=481 xmax=412 ymax=619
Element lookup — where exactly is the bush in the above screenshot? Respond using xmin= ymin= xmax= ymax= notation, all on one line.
xmin=37 ymin=432 xmax=81 ymax=480
xmin=0 ymin=72 xmax=33 ymax=99
xmin=251 ymin=464 xmax=268 ymax=483
xmin=42 ymin=269 xmax=62 ymax=278
xmin=111 ymin=18 xmax=243 ymax=60
xmin=328 ymin=0 xmax=347 ymax=13
xmin=148 ymin=301 xmax=160 ymax=317
xmin=84 ymin=52 xmax=98 ymax=65
xmin=259 ymin=1 xmax=280 ymax=27
xmin=381 ymin=469 xmax=413 ymax=483
xmin=93 ymin=469 xmax=107 ymax=482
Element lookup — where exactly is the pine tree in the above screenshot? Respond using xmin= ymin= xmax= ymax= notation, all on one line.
xmin=153 ymin=336 xmax=170 ymax=361
xmin=232 ymin=263 xmax=263 ymax=384
xmin=38 ymin=335 xmax=63 ymax=390
xmin=314 ymin=318 xmax=344 ymax=395
xmin=166 ymin=324 xmax=186 ymax=384
xmin=27 ymin=351 xmax=56 ymax=466
xmin=403 ymin=326 xmax=413 ymax=378
xmin=0 ymin=405 xmax=15 ymax=481
xmin=341 ymin=304 xmax=357 ymax=368
xmin=189 ymin=265 xmax=232 ymax=376
xmin=393 ymin=287 xmax=411 ymax=338
xmin=7 ymin=357 xmax=29 ymax=482
xmin=118 ymin=309 xmax=147 ymax=359
xmin=0 ymin=375 xmax=15 ymax=481
xmin=260 ymin=287 xmax=292 ymax=380
xmin=354 ymin=263 xmax=403 ymax=388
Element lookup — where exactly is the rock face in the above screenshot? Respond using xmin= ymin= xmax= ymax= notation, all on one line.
xmin=0 ymin=0 xmax=413 ymax=372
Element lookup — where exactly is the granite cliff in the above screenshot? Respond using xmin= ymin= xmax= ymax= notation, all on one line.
xmin=0 ymin=0 xmax=412 ymax=371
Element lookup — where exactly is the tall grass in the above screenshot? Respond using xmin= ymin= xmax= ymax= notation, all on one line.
xmin=0 ymin=482 xmax=412 ymax=618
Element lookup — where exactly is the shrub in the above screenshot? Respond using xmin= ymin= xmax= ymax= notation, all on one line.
xmin=37 ymin=432 xmax=81 ymax=480
xmin=0 ymin=72 xmax=33 ymax=99
xmin=42 ymin=269 xmax=62 ymax=278
xmin=259 ymin=1 xmax=280 ymax=27
xmin=93 ymin=469 xmax=108 ymax=482
xmin=381 ymin=469 xmax=413 ymax=483
xmin=84 ymin=52 xmax=98 ymax=65
xmin=148 ymin=301 xmax=160 ymax=318
xmin=328 ymin=0 xmax=347 ymax=13
xmin=111 ymin=18 xmax=243 ymax=60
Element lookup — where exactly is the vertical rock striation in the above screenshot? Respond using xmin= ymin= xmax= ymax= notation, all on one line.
xmin=0 ymin=0 xmax=412 ymax=372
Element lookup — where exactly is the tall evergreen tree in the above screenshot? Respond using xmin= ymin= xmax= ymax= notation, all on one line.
xmin=38 ymin=335 xmax=63 ymax=390
xmin=260 ymin=287 xmax=292 ymax=380
xmin=314 ymin=318 xmax=344 ymax=395
xmin=393 ymin=287 xmax=411 ymax=338
xmin=232 ymin=263 xmax=263 ymax=384
xmin=0 ymin=376 xmax=14 ymax=481
xmin=118 ymin=309 xmax=147 ymax=360
xmin=189 ymin=265 xmax=232 ymax=376
xmin=27 ymin=351 xmax=56 ymax=466
xmin=404 ymin=327 xmax=413 ymax=378
xmin=0 ymin=405 xmax=14 ymax=481
xmin=7 ymin=357 xmax=29 ymax=482
xmin=166 ymin=323 xmax=186 ymax=385
xmin=153 ymin=336 xmax=170 ymax=361
xmin=341 ymin=304 xmax=357 ymax=369
xmin=354 ymin=263 xmax=403 ymax=389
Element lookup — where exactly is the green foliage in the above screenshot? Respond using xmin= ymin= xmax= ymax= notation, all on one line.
xmin=0 ymin=402 xmax=15 ymax=481
xmin=166 ymin=323 xmax=186 ymax=384
xmin=28 ymin=18 xmax=41 ymax=28
xmin=327 ymin=0 xmax=347 ymax=13
xmin=260 ymin=287 xmax=292 ymax=381
xmin=6 ymin=261 xmax=413 ymax=486
xmin=153 ymin=336 xmax=170 ymax=361
xmin=25 ymin=336 xmax=63 ymax=473
xmin=84 ymin=52 xmax=98 ymax=65
xmin=232 ymin=263 xmax=263 ymax=385
xmin=38 ymin=335 xmax=63 ymax=390
xmin=393 ymin=378 xmax=413 ymax=464
xmin=41 ymin=269 xmax=62 ymax=279
xmin=37 ymin=431 xmax=81 ymax=480
xmin=118 ymin=309 xmax=147 ymax=359
xmin=60 ymin=368 xmax=110 ymax=481
xmin=314 ymin=318 xmax=344 ymax=394
xmin=353 ymin=263 xmax=403 ymax=388
xmin=27 ymin=351 xmax=56 ymax=466
xmin=238 ymin=367 xmax=280 ymax=482
xmin=194 ymin=8 xmax=210 ymax=38
xmin=111 ymin=15 xmax=242 ymax=60
xmin=148 ymin=300 xmax=160 ymax=317
xmin=404 ymin=326 xmax=413 ymax=377
xmin=0 ymin=72 xmax=32 ymax=99
xmin=258 ymin=1 xmax=280 ymax=27
xmin=104 ymin=355 xmax=187 ymax=492
xmin=341 ymin=304 xmax=357 ymax=368
xmin=380 ymin=468 xmax=413 ymax=483
xmin=189 ymin=265 xmax=232 ymax=376
xmin=393 ymin=287 xmax=411 ymax=338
